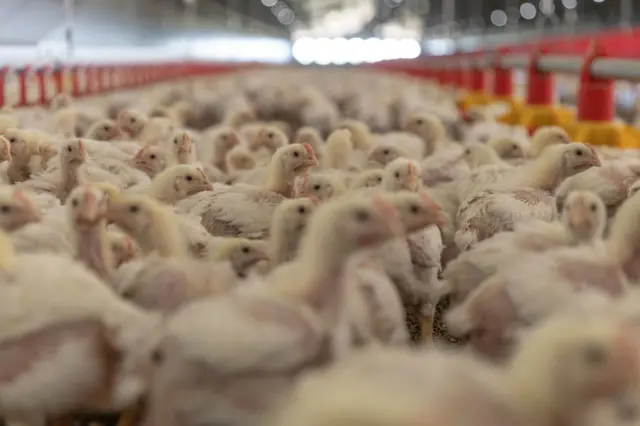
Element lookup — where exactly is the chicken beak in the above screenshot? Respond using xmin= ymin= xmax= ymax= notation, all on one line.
xmin=568 ymin=210 xmax=590 ymax=232
xmin=302 ymin=143 xmax=319 ymax=168
xmin=201 ymin=180 xmax=213 ymax=191
xmin=179 ymin=134 xmax=191 ymax=154
xmin=77 ymin=191 xmax=100 ymax=224
xmin=587 ymin=145 xmax=601 ymax=167
xmin=123 ymin=236 xmax=136 ymax=261
xmin=433 ymin=210 xmax=447 ymax=229
xmin=420 ymin=192 xmax=446 ymax=228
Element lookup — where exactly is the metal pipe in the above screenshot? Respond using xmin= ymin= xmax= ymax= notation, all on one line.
xmin=537 ymin=55 xmax=582 ymax=74
xmin=444 ymin=53 xmax=640 ymax=82
xmin=590 ymin=58 xmax=640 ymax=81
xmin=63 ymin=0 xmax=74 ymax=59
xmin=499 ymin=54 xmax=529 ymax=69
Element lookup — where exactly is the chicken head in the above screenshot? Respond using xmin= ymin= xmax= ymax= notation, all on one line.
xmin=170 ymin=130 xmax=194 ymax=158
xmin=213 ymin=238 xmax=270 ymax=278
xmin=559 ymin=191 xmax=607 ymax=243
xmin=61 ymin=139 xmax=87 ymax=167
xmin=488 ymin=137 xmax=526 ymax=160
xmin=0 ymin=188 xmax=41 ymax=231
xmin=106 ymin=196 xmax=158 ymax=242
xmin=529 ymin=126 xmax=571 ymax=157
xmin=384 ymin=191 xmax=446 ymax=232
xmin=350 ymin=169 xmax=384 ymax=189
xmin=382 ymin=158 xmax=422 ymax=192
xmin=87 ymin=118 xmax=122 ymax=141
xmin=249 ymin=125 xmax=288 ymax=153
xmin=295 ymin=173 xmax=347 ymax=201
xmin=133 ymin=146 xmax=167 ymax=177
xmin=168 ymin=165 xmax=213 ymax=199
xmin=367 ymin=143 xmax=407 ymax=168
xmin=561 ymin=143 xmax=601 ymax=175
xmin=117 ymin=109 xmax=147 ymax=138
xmin=67 ymin=184 xmax=109 ymax=227
xmin=275 ymin=143 xmax=318 ymax=177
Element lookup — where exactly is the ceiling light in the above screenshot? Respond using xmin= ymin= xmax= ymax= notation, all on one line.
xmin=520 ymin=2 xmax=537 ymax=19
xmin=277 ymin=8 xmax=295 ymax=25
xmin=261 ymin=0 xmax=277 ymax=6
xmin=490 ymin=10 xmax=508 ymax=27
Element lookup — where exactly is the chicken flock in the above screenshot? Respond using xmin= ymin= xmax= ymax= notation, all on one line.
xmin=0 ymin=67 xmax=639 ymax=426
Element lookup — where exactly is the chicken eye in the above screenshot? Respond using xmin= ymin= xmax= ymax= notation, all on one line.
xmin=583 ymin=343 xmax=607 ymax=366
xmin=0 ymin=204 xmax=10 ymax=213
xmin=151 ymin=348 xmax=163 ymax=364
xmin=122 ymin=288 xmax=136 ymax=299
xmin=150 ymin=154 xmax=157 ymax=160
xmin=464 ymin=148 xmax=471 ymax=155
xmin=185 ymin=175 xmax=193 ymax=182
xmin=394 ymin=172 xmax=400 ymax=178
xmin=512 ymin=144 xmax=519 ymax=150
xmin=354 ymin=209 xmax=370 ymax=222
xmin=576 ymin=149 xmax=583 ymax=156
xmin=376 ymin=177 xmax=382 ymax=183
xmin=416 ymin=119 xmax=424 ymax=125
xmin=130 ymin=117 xmax=136 ymax=124
xmin=292 ymin=151 xmax=300 ymax=158
xmin=297 ymin=206 xmax=306 ymax=214
xmin=129 ymin=205 xmax=140 ymax=213
xmin=174 ymin=138 xmax=179 ymax=145
xmin=382 ymin=149 xmax=390 ymax=155
xmin=70 ymin=199 xmax=79 ymax=208
xmin=313 ymin=184 xmax=321 ymax=191
xmin=590 ymin=203 xmax=597 ymax=212
xmin=8 ymin=138 xmax=16 ymax=144
xmin=67 ymin=146 xmax=73 ymax=152
xmin=617 ymin=402 xmax=639 ymax=422
xmin=241 ymin=246 xmax=250 ymax=254
xmin=267 ymin=132 xmax=275 ymax=139
xmin=409 ymin=204 xmax=420 ymax=214
xmin=103 ymin=125 xmax=110 ymax=132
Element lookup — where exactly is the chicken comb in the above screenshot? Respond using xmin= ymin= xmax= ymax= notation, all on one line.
xmin=134 ymin=147 xmax=146 ymax=159
xmin=78 ymin=139 xmax=86 ymax=154
xmin=407 ymin=162 xmax=416 ymax=176
xmin=0 ymin=136 xmax=11 ymax=162
xmin=181 ymin=132 xmax=191 ymax=145
xmin=83 ymin=185 xmax=97 ymax=205
xmin=123 ymin=235 xmax=135 ymax=255
xmin=302 ymin=143 xmax=316 ymax=159
xmin=195 ymin=166 xmax=208 ymax=182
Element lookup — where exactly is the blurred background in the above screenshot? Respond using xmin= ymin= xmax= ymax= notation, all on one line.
xmin=3 ymin=0 xmax=635 ymax=118
xmin=1 ymin=0 xmax=638 ymax=64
